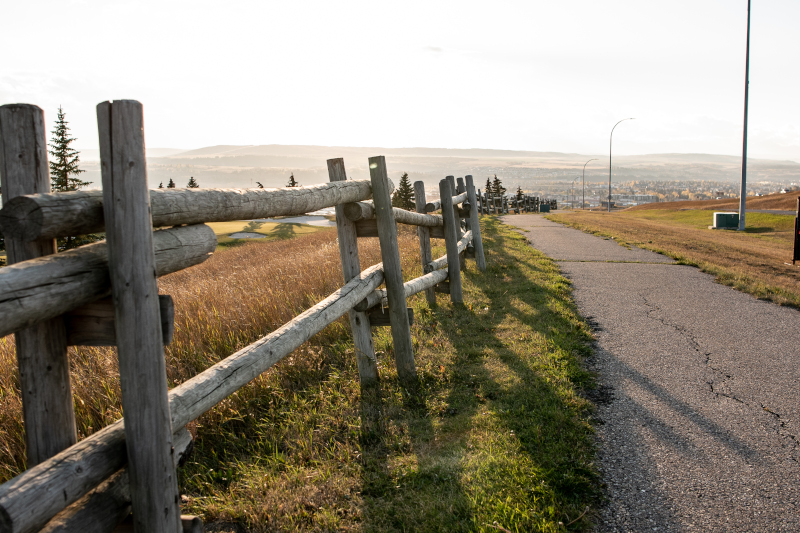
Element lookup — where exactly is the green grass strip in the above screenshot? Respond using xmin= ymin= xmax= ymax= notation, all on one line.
xmin=179 ymin=218 xmax=599 ymax=532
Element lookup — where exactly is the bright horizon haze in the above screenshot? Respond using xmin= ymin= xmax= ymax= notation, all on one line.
xmin=2 ymin=0 xmax=798 ymax=162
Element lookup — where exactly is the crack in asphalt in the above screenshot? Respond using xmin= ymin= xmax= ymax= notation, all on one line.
xmin=638 ymin=292 xmax=800 ymax=463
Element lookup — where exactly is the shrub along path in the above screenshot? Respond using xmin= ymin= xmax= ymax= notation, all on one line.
xmin=505 ymin=214 xmax=800 ymax=532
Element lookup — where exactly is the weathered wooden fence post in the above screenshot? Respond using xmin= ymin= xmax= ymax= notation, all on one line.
xmin=368 ymin=156 xmax=417 ymax=383
xmin=465 ymin=175 xmax=486 ymax=272
xmin=97 ymin=100 xmax=181 ymax=532
xmin=456 ymin=178 xmax=467 ymax=270
xmin=413 ymin=180 xmax=436 ymax=305
xmin=328 ymin=158 xmax=379 ymax=384
xmin=0 ymin=104 xmax=78 ymax=468
xmin=439 ymin=178 xmax=463 ymax=304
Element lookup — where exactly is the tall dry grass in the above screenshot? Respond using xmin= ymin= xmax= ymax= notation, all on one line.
xmin=0 ymin=227 xmax=422 ymax=483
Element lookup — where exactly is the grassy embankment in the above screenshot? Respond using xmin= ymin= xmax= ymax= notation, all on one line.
xmin=207 ymin=219 xmax=333 ymax=247
xmin=548 ymin=196 xmax=799 ymax=307
xmin=0 ymin=219 xmax=598 ymax=532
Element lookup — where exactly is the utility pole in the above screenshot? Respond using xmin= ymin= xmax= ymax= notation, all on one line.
xmin=738 ymin=0 xmax=751 ymax=231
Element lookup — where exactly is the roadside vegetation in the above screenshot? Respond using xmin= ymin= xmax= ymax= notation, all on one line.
xmin=0 ymin=219 xmax=598 ymax=531
xmin=548 ymin=202 xmax=800 ymax=308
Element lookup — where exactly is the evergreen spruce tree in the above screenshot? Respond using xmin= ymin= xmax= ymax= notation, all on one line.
xmin=167 ymin=178 xmax=176 ymax=188
xmin=49 ymin=107 xmax=90 ymax=193
xmin=158 ymin=182 xmax=164 ymax=188
xmin=391 ymin=172 xmax=415 ymax=210
xmin=48 ymin=107 xmax=96 ymax=249
xmin=492 ymin=174 xmax=506 ymax=197
xmin=187 ymin=176 xmax=199 ymax=188
xmin=485 ymin=177 xmax=493 ymax=195
xmin=516 ymin=185 xmax=523 ymax=200
xmin=287 ymin=173 xmax=299 ymax=187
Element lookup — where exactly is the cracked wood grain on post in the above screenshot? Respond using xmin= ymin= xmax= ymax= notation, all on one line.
xmin=0 ymin=103 xmax=78 ymax=467
xmin=414 ymin=181 xmax=436 ymax=305
xmin=328 ymin=158 xmax=379 ymax=384
xmin=97 ymin=99 xmax=181 ymax=532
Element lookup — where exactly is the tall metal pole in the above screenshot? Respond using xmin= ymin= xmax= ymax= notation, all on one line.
xmin=609 ymin=118 xmax=635 ymax=212
xmin=738 ymin=0 xmax=751 ymax=231
xmin=583 ymin=158 xmax=598 ymax=210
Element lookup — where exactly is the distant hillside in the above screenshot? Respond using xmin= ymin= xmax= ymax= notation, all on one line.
xmin=70 ymin=144 xmax=800 ymax=192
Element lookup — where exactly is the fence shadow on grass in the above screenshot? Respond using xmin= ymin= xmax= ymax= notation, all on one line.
xmin=359 ymin=218 xmax=601 ymax=531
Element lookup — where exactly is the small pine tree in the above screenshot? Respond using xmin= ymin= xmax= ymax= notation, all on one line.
xmin=48 ymin=107 xmax=96 ymax=249
xmin=158 ymin=182 xmax=164 ymax=189
xmin=485 ymin=177 xmax=493 ymax=195
xmin=492 ymin=174 xmax=506 ymax=197
xmin=187 ymin=176 xmax=199 ymax=188
xmin=287 ymin=173 xmax=299 ymax=187
xmin=167 ymin=178 xmax=176 ymax=188
xmin=49 ymin=106 xmax=90 ymax=193
xmin=391 ymin=172 xmax=415 ymax=210
xmin=256 ymin=181 xmax=264 ymax=189
xmin=516 ymin=185 xmax=523 ymax=200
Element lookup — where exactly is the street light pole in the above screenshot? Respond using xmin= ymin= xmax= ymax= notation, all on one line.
xmin=738 ymin=0 xmax=751 ymax=231
xmin=609 ymin=118 xmax=635 ymax=212
xmin=583 ymin=158 xmax=598 ymax=210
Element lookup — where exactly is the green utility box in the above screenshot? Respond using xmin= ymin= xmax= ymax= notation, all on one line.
xmin=540 ymin=204 xmax=551 ymax=213
xmin=710 ymin=212 xmax=739 ymax=229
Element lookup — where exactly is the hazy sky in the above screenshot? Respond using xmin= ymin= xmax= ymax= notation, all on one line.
xmin=2 ymin=0 xmax=798 ymax=161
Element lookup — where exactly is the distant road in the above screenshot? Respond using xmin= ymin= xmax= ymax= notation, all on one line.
xmin=505 ymin=214 xmax=800 ymax=533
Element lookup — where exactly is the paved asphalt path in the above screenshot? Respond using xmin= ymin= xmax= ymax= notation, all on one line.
xmin=503 ymin=214 xmax=800 ymax=532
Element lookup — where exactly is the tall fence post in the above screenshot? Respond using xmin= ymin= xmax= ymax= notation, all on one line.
xmin=0 ymin=104 xmax=78 ymax=467
xmin=97 ymin=100 xmax=181 ymax=533
xmin=368 ymin=156 xmax=417 ymax=383
xmin=439 ymin=178 xmax=464 ymax=304
xmin=414 ymin=181 xmax=436 ymax=305
xmin=328 ymin=158 xmax=379 ymax=384
xmin=465 ymin=175 xmax=486 ymax=272
xmin=456 ymin=178 xmax=467 ymax=270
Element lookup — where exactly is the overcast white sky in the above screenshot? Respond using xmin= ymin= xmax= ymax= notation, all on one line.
xmin=2 ymin=0 xmax=798 ymax=161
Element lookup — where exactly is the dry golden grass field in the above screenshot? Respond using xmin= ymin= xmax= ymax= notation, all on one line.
xmin=0 ymin=221 xmax=600 ymax=531
xmin=629 ymin=191 xmax=798 ymax=212
xmin=549 ymin=200 xmax=800 ymax=308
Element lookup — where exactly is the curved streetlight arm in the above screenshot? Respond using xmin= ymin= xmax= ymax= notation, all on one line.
xmin=609 ymin=118 xmax=635 ymax=212
xmin=582 ymin=158 xmax=598 ymax=210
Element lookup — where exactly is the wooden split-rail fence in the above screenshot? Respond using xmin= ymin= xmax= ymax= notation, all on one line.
xmin=475 ymin=191 xmax=556 ymax=215
xmin=0 ymin=101 xmax=486 ymax=533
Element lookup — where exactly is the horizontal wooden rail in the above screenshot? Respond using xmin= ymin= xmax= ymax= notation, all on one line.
xmin=354 ymin=268 xmax=449 ymax=312
xmin=424 ymin=200 xmax=441 ymax=213
xmin=64 ymin=295 xmax=174 ymax=347
xmin=452 ymin=191 xmax=468 ymax=205
xmin=0 ymin=224 xmax=216 ymax=339
xmin=343 ymin=202 xmax=443 ymax=227
xmin=0 ymin=180 xmax=388 ymax=241
xmin=0 ymin=263 xmax=385 ymax=533
xmin=424 ymin=191 xmax=467 ymax=213
xmin=39 ymin=427 xmax=193 ymax=533
xmin=428 ymin=230 xmax=472 ymax=271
